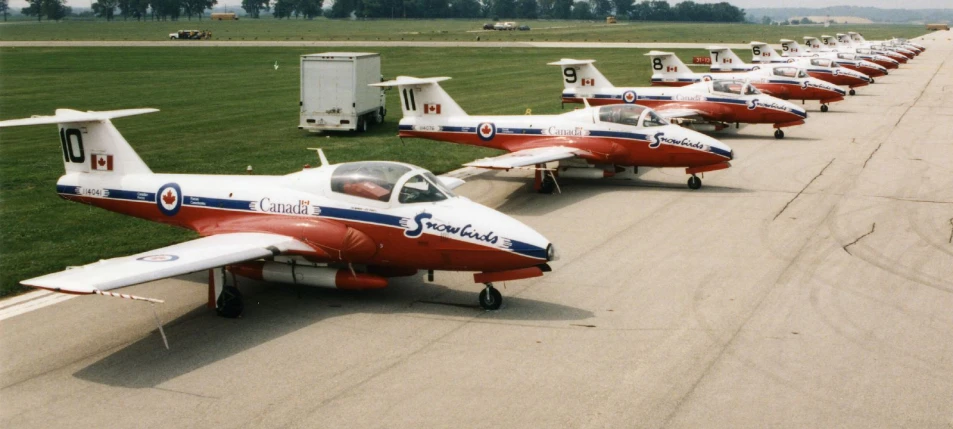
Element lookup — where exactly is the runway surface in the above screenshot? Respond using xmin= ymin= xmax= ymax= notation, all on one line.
xmin=1 ymin=33 xmax=951 ymax=428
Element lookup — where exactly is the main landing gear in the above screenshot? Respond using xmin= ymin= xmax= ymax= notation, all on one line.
xmin=479 ymin=283 xmax=503 ymax=310
xmin=774 ymin=129 xmax=785 ymax=139
xmin=216 ymin=285 xmax=244 ymax=318
xmin=820 ymin=104 xmax=830 ymax=112
xmin=540 ymin=175 xmax=557 ymax=194
xmin=849 ymin=89 xmax=856 ymax=96
xmin=687 ymin=175 xmax=702 ymax=190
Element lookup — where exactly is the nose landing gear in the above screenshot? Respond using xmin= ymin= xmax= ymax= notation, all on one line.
xmin=774 ymin=129 xmax=785 ymax=139
xmin=849 ymin=89 xmax=856 ymax=96
xmin=820 ymin=104 xmax=829 ymax=112
xmin=687 ymin=175 xmax=702 ymax=190
xmin=479 ymin=283 xmax=503 ymax=310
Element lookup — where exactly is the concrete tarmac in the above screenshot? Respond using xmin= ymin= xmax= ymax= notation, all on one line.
xmin=1 ymin=33 xmax=951 ymax=428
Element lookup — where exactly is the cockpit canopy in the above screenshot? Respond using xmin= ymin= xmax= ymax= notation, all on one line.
xmin=837 ymin=53 xmax=855 ymax=60
xmin=810 ymin=58 xmax=834 ymax=67
xmin=712 ymin=79 xmax=760 ymax=95
xmin=329 ymin=161 xmax=455 ymax=204
xmin=597 ymin=104 xmax=668 ymax=128
xmin=772 ymin=66 xmax=808 ymax=78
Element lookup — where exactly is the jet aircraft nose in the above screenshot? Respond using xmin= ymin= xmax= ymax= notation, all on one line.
xmin=439 ymin=198 xmax=555 ymax=264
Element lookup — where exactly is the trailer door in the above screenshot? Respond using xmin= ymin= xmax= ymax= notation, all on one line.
xmin=302 ymin=59 xmax=355 ymax=116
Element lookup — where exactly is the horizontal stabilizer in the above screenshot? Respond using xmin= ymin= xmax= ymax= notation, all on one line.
xmin=0 ymin=108 xmax=159 ymax=127
xmin=547 ymin=59 xmax=597 ymax=66
xmin=644 ymin=50 xmax=675 ymax=56
xmin=370 ymin=76 xmax=451 ymax=87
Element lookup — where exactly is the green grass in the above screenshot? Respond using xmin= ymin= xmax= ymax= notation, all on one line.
xmin=0 ymin=19 xmax=926 ymax=43
xmin=1 ymin=45 xmax=723 ymax=297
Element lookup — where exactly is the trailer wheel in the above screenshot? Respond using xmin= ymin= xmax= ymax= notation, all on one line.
xmin=358 ymin=117 xmax=368 ymax=132
xmin=374 ymin=108 xmax=384 ymax=124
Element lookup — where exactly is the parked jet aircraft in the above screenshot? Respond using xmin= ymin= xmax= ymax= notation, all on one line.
xmin=0 ymin=109 xmax=557 ymax=313
xmin=822 ymin=34 xmax=916 ymax=60
xmin=757 ymin=40 xmax=888 ymax=79
xmin=804 ymin=36 xmax=909 ymax=64
xmin=372 ymin=76 xmax=733 ymax=191
xmin=647 ymin=51 xmax=846 ymax=112
xmin=549 ymin=58 xmax=806 ymax=139
xmin=837 ymin=33 xmax=922 ymax=56
xmin=788 ymin=38 xmax=900 ymax=70
xmin=708 ymin=46 xmax=871 ymax=94
xmin=847 ymin=31 xmax=924 ymax=53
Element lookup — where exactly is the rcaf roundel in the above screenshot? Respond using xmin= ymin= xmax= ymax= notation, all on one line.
xmin=622 ymin=91 xmax=637 ymax=104
xmin=477 ymin=122 xmax=496 ymax=141
xmin=136 ymin=254 xmax=180 ymax=262
xmin=157 ymin=182 xmax=182 ymax=216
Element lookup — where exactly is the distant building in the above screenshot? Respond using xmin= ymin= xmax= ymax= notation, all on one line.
xmin=926 ymin=23 xmax=950 ymax=31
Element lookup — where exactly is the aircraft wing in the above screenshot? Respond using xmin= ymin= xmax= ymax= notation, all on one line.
xmin=21 ymin=233 xmax=307 ymax=294
xmin=464 ymin=146 xmax=582 ymax=170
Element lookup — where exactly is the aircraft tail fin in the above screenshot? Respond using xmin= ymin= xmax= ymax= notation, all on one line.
xmin=749 ymin=41 xmax=783 ymax=64
xmin=547 ymin=59 xmax=614 ymax=89
xmin=780 ymin=39 xmax=805 ymax=56
xmin=803 ymin=36 xmax=824 ymax=52
xmin=835 ymin=33 xmax=852 ymax=46
xmin=0 ymin=108 xmax=155 ymax=175
xmin=370 ymin=76 xmax=467 ymax=119
xmin=820 ymin=35 xmax=842 ymax=49
xmin=645 ymin=51 xmax=690 ymax=78
xmin=707 ymin=46 xmax=747 ymax=71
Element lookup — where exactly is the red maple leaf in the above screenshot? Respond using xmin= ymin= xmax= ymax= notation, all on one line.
xmin=162 ymin=189 xmax=176 ymax=205
xmin=98 ymin=157 xmax=106 ymax=166
xmin=481 ymin=124 xmax=491 ymax=135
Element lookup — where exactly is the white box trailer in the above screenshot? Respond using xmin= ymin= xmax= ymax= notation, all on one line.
xmin=299 ymin=52 xmax=386 ymax=132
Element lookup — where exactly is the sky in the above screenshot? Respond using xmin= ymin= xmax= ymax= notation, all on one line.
xmin=7 ymin=0 xmax=952 ymax=13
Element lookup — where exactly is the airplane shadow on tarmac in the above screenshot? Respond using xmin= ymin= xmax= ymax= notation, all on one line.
xmin=73 ymin=275 xmax=592 ymax=389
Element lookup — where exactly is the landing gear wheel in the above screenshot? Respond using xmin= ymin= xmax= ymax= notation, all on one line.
xmin=849 ymin=89 xmax=856 ymax=96
xmin=687 ymin=175 xmax=702 ymax=190
xmin=216 ymin=286 xmax=244 ymax=318
xmin=539 ymin=176 xmax=556 ymax=194
xmin=820 ymin=104 xmax=829 ymax=113
xmin=774 ymin=129 xmax=785 ymax=139
xmin=479 ymin=284 xmax=503 ymax=310
xmin=870 ymin=78 xmax=876 ymax=83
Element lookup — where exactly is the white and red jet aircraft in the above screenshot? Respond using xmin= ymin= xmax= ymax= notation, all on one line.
xmin=707 ymin=46 xmax=871 ymax=94
xmin=753 ymin=41 xmax=889 ymax=80
xmin=846 ymin=31 xmax=925 ymax=53
xmin=372 ymin=76 xmax=733 ymax=191
xmin=829 ymin=33 xmax=919 ymax=58
xmin=549 ymin=58 xmax=807 ymax=139
xmin=789 ymin=38 xmax=901 ymax=70
xmin=0 ymin=108 xmax=558 ymax=314
xmin=647 ymin=51 xmax=846 ymax=112
xmin=805 ymin=36 xmax=909 ymax=64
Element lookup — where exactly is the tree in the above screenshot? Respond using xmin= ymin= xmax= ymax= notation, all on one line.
xmin=493 ymin=0 xmax=515 ymax=18
xmin=153 ymin=0 xmax=181 ymax=20
xmin=449 ymin=0 xmax=481 ymax=18
xmin=92 ymin=0 xmax=118 ymax=20
xmin=611 ymin=0 xmax=630 ymax=18
xmin=241 ymin=0 xmax=269 ymax=17
xmin=183 ymin=0 xmax=215 ymax=19
xmin=551 ymin=0 xmax=570 ymax=18
xmin=273 ymin=0 xmax=294 ymax=17
xmin=570 ymin=0 xmax=590 ymax=19
xmin=21 ymin=0 xmax=42 ymax=20
xmin=591 ymin=0 xmax=611 ymax=17
xmin=0 ymin=0 xmax=9 ymax=21
xmin=760 ymin=15 xmax=770 ymax=24
xmin=516 ymin=0 xmax=536 ymax=18
xmin=296 ymin=0 xmax=322 ymax=19
xmin=327 ymin=0 xmax=354 ymax=17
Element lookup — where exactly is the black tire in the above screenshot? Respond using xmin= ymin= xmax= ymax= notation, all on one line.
xmin=774 ymin=129 xmax=784 ymax=139
xmin=687 ymin=176 xmax=702 ymax=190
xmin=373 ymin=109 xmax=384 ymax=124
xmin=539 ymin=176 xmax=556 ymax=194
xmin=479 ymin=286 xmax=503 ymax=310
xmin=821 ymin=104 xmax=829 ymax=112
xmin=871 ymin=77 xmax=877 ymax=82
xmin=357 ymin=117 xmax=368 ymax=132
xmin=849 ymin=89 xmax=856 ymax=96
xmin=216 ymin=286 xmax=244 ymax=318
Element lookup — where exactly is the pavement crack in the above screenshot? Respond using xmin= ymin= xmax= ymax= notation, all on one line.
xmin=773 ymin=158 xmax=834 ymax=221
xmin=152 ymin=386 xmax=219 ymax=399
xmin=948 ymin=218 xmax=953 ymax=244
xmin=843 ymin=223 xmax=876 ymax=255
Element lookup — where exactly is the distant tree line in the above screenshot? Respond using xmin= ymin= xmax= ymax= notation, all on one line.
xmin=73 ymin=0 xmax=219 ymax=20
xmin=319 ymin=0 xmax=743 ymax=21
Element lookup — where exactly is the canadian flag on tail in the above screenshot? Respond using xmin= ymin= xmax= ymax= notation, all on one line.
xmin=424 ymin=103 xmax=441 ymax=114
xmin=581 ymin=78 xmax=595 ymax=86
xmin=91 ymin=154 xmax=113 ymax=171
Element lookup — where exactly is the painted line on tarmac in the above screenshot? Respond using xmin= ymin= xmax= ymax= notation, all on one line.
xmin=0 ymin=41 xmax=754 ymax=49
xmin=0 ymin=291 xmax=77 ymax=322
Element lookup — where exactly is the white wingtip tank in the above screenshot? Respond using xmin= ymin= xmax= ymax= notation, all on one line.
xmin=0 ymin=108 xmax=156 ymax=175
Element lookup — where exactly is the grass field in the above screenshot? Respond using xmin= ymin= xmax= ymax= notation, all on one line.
xmin=0 ymin=45 xmax=723 ymax=297
xmin=0 ymin=19 xmax=926 ymax=43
